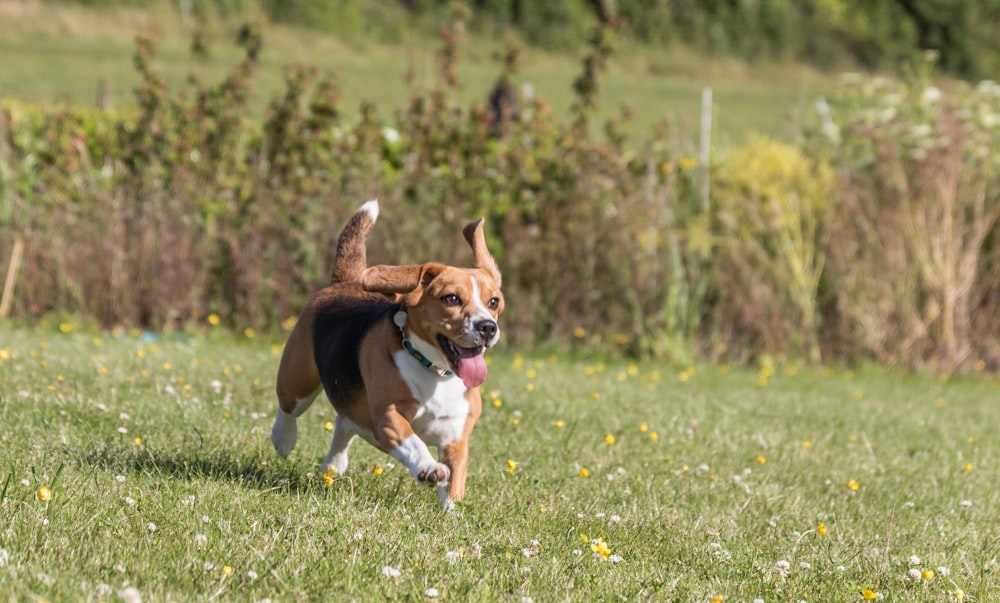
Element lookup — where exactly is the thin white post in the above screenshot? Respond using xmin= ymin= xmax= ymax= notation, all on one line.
xmin=698 ymin=87 xmax=712 ymax=213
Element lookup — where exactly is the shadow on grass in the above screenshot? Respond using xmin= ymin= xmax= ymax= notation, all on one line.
xmin=82 ymin=437 xmax=318 ymax=495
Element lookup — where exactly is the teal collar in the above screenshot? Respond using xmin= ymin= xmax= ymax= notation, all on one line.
xmin=394 ymin=311 xmax=454 ymax=378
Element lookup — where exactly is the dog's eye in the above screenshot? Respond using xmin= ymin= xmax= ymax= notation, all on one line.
xmin=441 ymin=294 xmax=462 ymax=307
xmin=487 ymin=297 xmax=500 ymax=310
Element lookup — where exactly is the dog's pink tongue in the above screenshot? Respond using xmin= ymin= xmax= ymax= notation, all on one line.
xmin=456 ymin=354 xmax=488 ymax=389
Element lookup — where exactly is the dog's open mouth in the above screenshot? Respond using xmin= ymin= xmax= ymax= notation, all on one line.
xmin=438 ymin=335 xmax=487 ymax=389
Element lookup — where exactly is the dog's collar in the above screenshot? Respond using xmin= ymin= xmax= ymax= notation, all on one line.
xmin=393 ymin=311 xmax=454 ymax=378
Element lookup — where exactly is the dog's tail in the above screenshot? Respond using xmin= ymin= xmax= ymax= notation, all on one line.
xmin=330 ymin=199 xmax=379 ymax=284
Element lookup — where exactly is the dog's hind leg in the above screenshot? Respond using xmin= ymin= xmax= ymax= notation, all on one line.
xmin=272 ymin=312 xmax=323 ymax=458
xmin=321 ymin=416 xmax=360 ymax=477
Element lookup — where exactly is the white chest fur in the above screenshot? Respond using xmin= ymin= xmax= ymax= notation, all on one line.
xmin=393 ymin=350 xmax=470 ymax=447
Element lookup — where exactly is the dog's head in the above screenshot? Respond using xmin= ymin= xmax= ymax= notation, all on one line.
xmin=361 ymin=219 xmax=504 ymax=389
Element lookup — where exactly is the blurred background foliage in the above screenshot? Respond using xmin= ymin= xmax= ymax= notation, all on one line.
xmin=112 ymin=0 xmax=1000 ymax=79
xmin=1 ymin=1 xmax=998 ymax=373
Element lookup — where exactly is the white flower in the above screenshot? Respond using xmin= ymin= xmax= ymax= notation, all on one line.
xmin=775 ymin=559 xmax=791 ymax=577
xmin=425 ymin=587 xmax=439 ymax=597
xmin=381 ymin=565 xmax=401 ymax=580
xmin=921 ymin=86 xmax=943 ymax=106
xmin=903 ymin=501 xmax=916 ymax=509
xmin=194 ymin=534 xmax=207 ymax=547
xmin=117 ymin=427 xmax=128 ymax=435
xmin=937 ymin=566 xmax=951 ymax=578
xmin=959 ymin=499 xmax=973 ymax=508
xmin=246 ymin=570 xmax=258 ymax=580
xmin=608 ymin=554 xmax=624 ymax=563
xmin=20 ymin=479 xmax=30 ymax=487
xmin=124 ymin=497 xmax=136 ymax=506
xmin=94 ymin=583 xmax=112 ymax=598
xmin=119 ymin=412 xmax=131 ymax=421
xmin=120 ymin=587 xmax=142 ymax=603
xmin=906 ymin=568 xmax=922 ymax=581
xmin=522 ymin=540 xmax=540 ymax=557
xmin=445 ymin=550 xmax=461 ymax=564
xmin=382 ymin=127 xmax=401 ymax=145
xmin=753 ymin=599 xmax=765 ymax=603
xmin=0 ymin=548 xmax=9 ymax=567
xmin=115 ymin=475 xmax=126 ymax=483
xmin=909 ymin=555 xmax=922 ymax=565
xmin=146 ymin=522 xmax=157 ymax=533
xmin=210 ymin=380 xmax=222 ymax=394
xmin=203 ymin=562 xmax=215 ymax=571
xmin=799 ymin=561 xmax=811 ymax=569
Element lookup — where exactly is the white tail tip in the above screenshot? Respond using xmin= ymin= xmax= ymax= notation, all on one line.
xmin=359 ymin=199 xmax=379 ymax=221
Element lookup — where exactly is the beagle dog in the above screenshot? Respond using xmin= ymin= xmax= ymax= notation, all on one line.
xmin=270 ymin=200 xmax=504 ymax=509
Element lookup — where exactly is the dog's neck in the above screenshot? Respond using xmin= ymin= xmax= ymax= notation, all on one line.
xmin=393 ymin=311 xmax=454 ymax=378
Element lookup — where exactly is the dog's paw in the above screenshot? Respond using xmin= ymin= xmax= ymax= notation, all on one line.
xmin=270 ymin=411 xmax=298 ymax=458
xmin=415 ymin=462 xmax=450 ymax=486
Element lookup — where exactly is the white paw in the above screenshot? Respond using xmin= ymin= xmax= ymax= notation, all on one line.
xmin=270 ymin=411 xmax=298 ymax=458
xmin=322 ymin=452 xmax=350 ymax=478
xmin=437 ymin=486 xmax=455 ymax=511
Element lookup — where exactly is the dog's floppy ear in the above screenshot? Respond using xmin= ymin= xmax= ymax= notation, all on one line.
xmin=362 ymin=263 xmax=447 ymax=298
xmin=463 ymin=218 xmax=502 ymax=286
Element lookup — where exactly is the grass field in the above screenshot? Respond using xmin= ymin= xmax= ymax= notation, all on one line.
xmin=1 ymin=322 xmax=997 ymax=601
xmin=0 ymin=1 xmax=830 ymax=144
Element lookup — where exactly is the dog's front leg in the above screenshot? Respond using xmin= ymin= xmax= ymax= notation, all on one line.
xmin=376 ymin=407 xmax=450 ymax=487
xmin=438 ymin=439 xmax=469 ymax=507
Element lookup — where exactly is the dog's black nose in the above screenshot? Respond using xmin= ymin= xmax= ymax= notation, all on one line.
xmin=475 ymin=319 xmax=498 ymax=342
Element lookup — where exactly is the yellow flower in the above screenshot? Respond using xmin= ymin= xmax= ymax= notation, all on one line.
xmin=244 ymin=328 xmax=256 ymax=339
xmin=525 ymin=368 xmax=537 ymax=379
xmin=579 ymin=467 xmax=590 ymax=478
xmin=817 ymin=522 xmax=827 ymax=536
xmin=324 ymin=421 xmax=334 ymax=431
xmin=604 ymin=433 xmax=616 ymax=446
xmin=207 ymin=313 xmax=221 ymax=326
xmin=639 ymin=422 xmax=648 ymax=433
xmin=281 ymin=316 xmax=297 ymax=331
xmin=372 ymin=465 xmax=384 ymax=476
xmin=506 ymin=459 xmax=518 ymax=474
xmin=322 ymin=467 xmax=336 ymax=487
xmin=756 ymin=455 xmax=766 ymax=464
xmin=37 ymin=486 xmax=53 ymax=502
xmin=58 ymin=321 xmax=75 ymax=334
xmin=922 ymin=569 xmax=935 ymax=581
xmin=133 ymin=437 xmax=142 ymax=447
xmin=221 ymin=565 xmax=234 ymax=576
xmin=952 ymin=588 xmax=965 ymax=601
xmin=0 ymin=348 xmax=10 ymax=361
xmin=846 ymin=479 xmax=860 ymax=491
xmin=525 ymin=383 xmax=534 ymax=392
xmin=649 ymin=431 xmax=659 ymax=442
xmin=573 ymin=326 xmax=587 ymax=339
xmin=709 ymin=596 xmax=725 ymax=603
xmin=554 ymin=420 xmax=565 ymax=429
xmin=493 ymin=398 xmax=503 ymax=408
xmin=590 ymin=537 xmax=611 ymax=560
xmin=964 ymin=463 xmax=973 ymax=474
xmin=861 ymin=588 xmax=879 ymax=600
xmin=801 ymin=440 xmax=812 ymax=448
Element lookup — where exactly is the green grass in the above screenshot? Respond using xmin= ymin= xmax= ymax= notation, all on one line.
xmin=1 ymin=322 xmax=998 ymax=601
xmin=0 ymin=2 xmax=829 ymax=143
